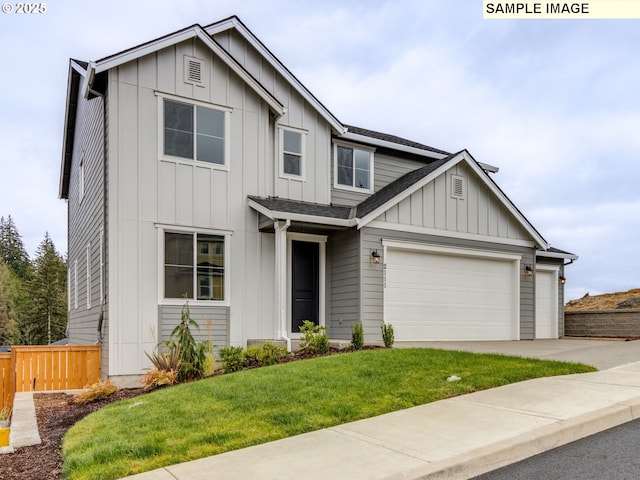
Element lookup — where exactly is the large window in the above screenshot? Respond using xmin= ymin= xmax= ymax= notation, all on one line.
xmin=280 ymin=128 xmax=305 ymax=178
xmin=164 ymin=232 xmax=225 ymax=301
xmin=335 ymin=144 xmax=373 ymax=191
xmin=163 ymin=98 xmax=227 ymax=165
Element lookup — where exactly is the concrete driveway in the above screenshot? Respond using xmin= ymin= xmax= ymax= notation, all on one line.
xmin=395 ymin=338 xmax=640 ymax=370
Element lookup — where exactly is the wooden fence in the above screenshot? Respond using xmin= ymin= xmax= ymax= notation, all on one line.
xmin=0 ymin=345 xmax=101 ymax=412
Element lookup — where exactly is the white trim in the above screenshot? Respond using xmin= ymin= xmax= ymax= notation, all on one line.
xmin=381 ymin=239 xmax=523 ymax=262
xmin=157 ymin=93 xmax=231 ymax=171
xmin=247 ymin=198 xmax=355 ymax=227
xmin=157 ymin=226 xmax=232 ymax=307
xmin=333 ymin=140 xmax=375 ymax=194
xmin=92 ymin=25 xmax=285 ymax=117
xmin=370 ymin=221 xmax=536 ymax=248
xmin=536 ymin=250 xmax=579 ymax=261
xmin=278 ymin=126 xmax=307 ymax=181
xmin=287 ymin=232 xmax=327 ymax=337
xmin=382 ymin=240 xmax=521 ymax=341
xmin=204 ymin=18 xmax=343 ymax=133
xmin=99 ymin=227 xmax=104 ymax=305
xmin=74 ymin=260 xmax=78 ymax=310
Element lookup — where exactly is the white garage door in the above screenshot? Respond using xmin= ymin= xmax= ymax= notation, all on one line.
xmin=384 ymin=247 xmax=519 ymax=341
xmin=535 ymin=268 xmax=558 ymax=339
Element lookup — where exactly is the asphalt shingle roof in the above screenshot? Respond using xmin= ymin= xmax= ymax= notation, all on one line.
xmin=248 ymin=196 xmax=353 ymax=219
xmin=344 ymin=125 xmax=451 ymax=156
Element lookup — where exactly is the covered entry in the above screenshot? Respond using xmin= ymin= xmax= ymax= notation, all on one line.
xmin=383 ymin=242 xmax=521 ymax=341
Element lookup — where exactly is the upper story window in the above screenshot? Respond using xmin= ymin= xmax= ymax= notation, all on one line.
xmin=160 ymin=95 xmax=230 ymax=168
xmin=334 ymin=142 xmax=374 ymax=193
xmin=164 ymin=231 xmax=228 ymax=302
xmin=279 ymin=127 xmax=306 ymax=180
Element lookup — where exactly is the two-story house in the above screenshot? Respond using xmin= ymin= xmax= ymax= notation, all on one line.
xmin=59 ymin=16 xmax=576 ymax=385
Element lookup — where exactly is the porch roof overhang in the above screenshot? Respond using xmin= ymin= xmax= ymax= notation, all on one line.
xmin=248 ymin=196 xmax=356 ymax=228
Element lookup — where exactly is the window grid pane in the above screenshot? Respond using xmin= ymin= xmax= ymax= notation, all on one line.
xmin=337 ymin=146 xmax=353 ymax=186
xmin=164 ymin=100 xmax=194 ymax=159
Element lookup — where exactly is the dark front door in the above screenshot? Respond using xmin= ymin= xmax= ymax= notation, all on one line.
xmin=291 ymin=240 xmax=319 ymax=334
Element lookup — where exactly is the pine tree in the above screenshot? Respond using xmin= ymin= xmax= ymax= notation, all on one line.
xmin=0 ymin=215 xmax=30 ymax=280
xmin=22 ymin=233 xmax=67 ymax=344
xmin=0 ymin=259 xmax=20 ymax=344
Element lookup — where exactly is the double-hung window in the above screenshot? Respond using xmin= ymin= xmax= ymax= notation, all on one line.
xmin=334 ymin=143 xmax=374 ymax=192
xmin=164 ymin=231 xmax=226 ymax=301
xmin=162 ymin=97 xmax=229 ymax=166
xmin=279 ymin=127 xmax=305 ymax=179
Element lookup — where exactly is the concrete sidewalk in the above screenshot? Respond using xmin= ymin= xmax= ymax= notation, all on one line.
xmin=123 ymin=359 xmax=640 ymax=480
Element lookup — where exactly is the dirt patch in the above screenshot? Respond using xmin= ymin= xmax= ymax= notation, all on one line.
xmin=566 ymin=288 xmax=640 ymax=311
xmin=0 ymin=388 xmax=144 ymax=480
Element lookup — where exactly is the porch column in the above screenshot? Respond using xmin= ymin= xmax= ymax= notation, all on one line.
xmin=274 ymin=220 xmax=290 ymax=350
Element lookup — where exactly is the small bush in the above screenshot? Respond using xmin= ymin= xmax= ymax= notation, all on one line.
xmin=381 ymin=323 xmax=394 ymax=348
xmin=299 ymin=320 xmax=330 ymax=355
xmin=74 ymin=379 xmax=119 ymax=404
xmin=146 ymin=347 xmax=182 ymax=372
xmin=219 ymin=346 xmax=246 ymax=373
xmin=141 ymin=369 xmax=178 ymax=391
xmin=351 ymin=323 xmax=364 ymax=350
xmin=257 ymin=342 xmax=290 ymax=366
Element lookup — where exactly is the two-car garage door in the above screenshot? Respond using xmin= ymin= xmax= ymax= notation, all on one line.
xmin=383 ymin=244 xmax=520 ymax=341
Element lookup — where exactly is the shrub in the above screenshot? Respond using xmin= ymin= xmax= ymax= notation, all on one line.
xmin=219 ymin=346 xmax=246 ymax=373
xmin=381 ymin=323 xmax=394 ymax=348
xmin=166 ymin=299 xmax=210 ymax=381
xmin=146 ymin=347 xmax=182 ymax=372
xmin=351 ymin=323 xmax=364 ymax=350
xmin=299 ymin=320 xmax=330 ymax=355
xmin=141 ymin=368 xmax=178 ymax=391
xmin=73 ymin=379 xmax=119 ymax=404
xmin=257 ymin=342 xmax=290 ymax=366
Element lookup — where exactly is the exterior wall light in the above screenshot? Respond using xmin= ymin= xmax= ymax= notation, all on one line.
xmin=559 ymin=275 xmax=566 ymax=284
xmin=524 ymin=265 xmax=534 ymax=276
xmin=370 ymin=249 xmax=381 ymax=264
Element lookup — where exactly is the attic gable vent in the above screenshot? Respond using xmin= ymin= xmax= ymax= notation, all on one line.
xmin=451 ymin=174 xmax=465 ymax=200
xmin=184 ymin=56 xmax=205 ymax=86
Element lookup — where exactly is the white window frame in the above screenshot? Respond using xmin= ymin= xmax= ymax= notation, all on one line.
xmin=156 ymin=92 xmax=231 ymax=171
xmin=278 ymin=126 xmax=306 ymax=181
xmin=157 ymin=224 xmax=232 ymax=306
xmin=333 ymin=140 xmax=375 ymax=194
xmin=86 ymin=244 xmax=91 ymax=310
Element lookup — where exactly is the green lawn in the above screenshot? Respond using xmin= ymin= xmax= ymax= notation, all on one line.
xmin=62 ymin=348 xmax=596 ymax=480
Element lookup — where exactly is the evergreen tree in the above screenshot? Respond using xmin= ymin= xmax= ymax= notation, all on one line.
xmin=22 ymin=233 xmax=67 ymax=344
xmin=0 ymin=215 xmax=31 ymax=279
xmin=0 ymin=259 xmax=20 ymax=344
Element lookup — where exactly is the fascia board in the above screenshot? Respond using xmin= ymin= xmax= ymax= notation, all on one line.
xmin=60 ymin=61 xmax=87 ymax=199
xmin=356 ymin=153 xmax=463 ymax=228
xmin=204 ymin=19 xmax=346 ymax=134
xmin=94 ymin=28 xmax=198 ymax=73
xmin=247 ymin=199 xmax=355 ymax=227
xmin=91 ymin=25 xmax=285 ymax=117
xmin=536 ymin=250 xmax=579 ymax=261
xmin=339 ymin=132 xmax=448 ymax=160
xmin=193 ymin=29 xmax=285 ymax=116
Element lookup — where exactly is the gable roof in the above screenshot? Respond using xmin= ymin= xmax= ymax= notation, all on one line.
xmin=355 ymin=150 xmax=548 ymax=248
xmin=204 ymin=16 xmax=345 ymax=134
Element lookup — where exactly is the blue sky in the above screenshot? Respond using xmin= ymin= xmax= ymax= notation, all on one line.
xmin=0 ymin=0 xmax=638 ymax=301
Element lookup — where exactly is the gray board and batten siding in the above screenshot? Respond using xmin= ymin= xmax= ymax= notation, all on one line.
xmin=65 ymin=88 xmax=110 ymax=376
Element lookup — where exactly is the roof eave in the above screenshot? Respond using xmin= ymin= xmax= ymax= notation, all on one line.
xmin=59 ymin=60 xmax=86 ymax=199
xmin=536 ymin=250 xmax=579 ymax=261
xmin=339 ymin=131 xmax=448 ymax=161
xmin=247 ymin=198 xmax=355 ymax=227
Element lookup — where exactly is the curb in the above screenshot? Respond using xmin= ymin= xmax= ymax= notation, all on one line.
xmin=384 ymin=396 xmax=640 ymax=480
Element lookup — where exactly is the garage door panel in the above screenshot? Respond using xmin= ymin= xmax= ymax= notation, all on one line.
xmin=384 ymin=248 xmax=518 ymax=341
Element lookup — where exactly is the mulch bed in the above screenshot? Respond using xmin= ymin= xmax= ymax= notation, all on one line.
xmin=0 ymin=388 xmax=144 ymax=480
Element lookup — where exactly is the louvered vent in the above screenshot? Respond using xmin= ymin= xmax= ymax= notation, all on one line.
xmin=451 ymin=175 xmax=465 ymax=200
xmin=184 ymin=56 xmax=204 ymax=85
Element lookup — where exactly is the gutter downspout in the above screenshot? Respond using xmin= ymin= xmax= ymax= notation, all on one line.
xmin=274 ymin=219 xmax=291 ymax=351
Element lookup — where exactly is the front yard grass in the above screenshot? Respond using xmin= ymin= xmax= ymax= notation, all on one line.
xmin=63 ymin=348 xmax=596 ymax=480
